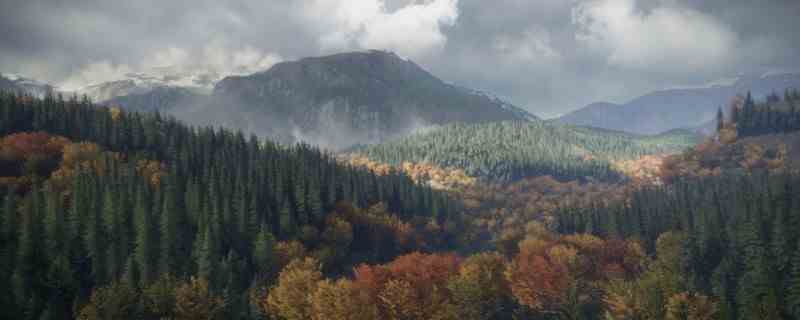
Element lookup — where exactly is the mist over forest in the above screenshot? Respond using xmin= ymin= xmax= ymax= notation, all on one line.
xmin=1 ymin=0 xmax=800 ymax=319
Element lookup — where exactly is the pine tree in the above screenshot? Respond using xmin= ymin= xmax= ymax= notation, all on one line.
xmin=787 ymin=240 xmax=800 ymax=318
xmin=160 ymin=175 xmax=179 ymax=277
xmin=87 ymin=186 xmax=108 ymax=286
xmin=195 ymin=226 xmax=218 ymax=287
xmin=307 ymin=177 xmax=322 ymax=225
xmin=294 ymin=175 xmax=307 ymax=225
xmin=736 ymin=215 xmax=779 ymax=319
xmin=2 ymin=188 xmax=19 ymax=276
xmin=252 ymin=225 xmax=276 ymax=280
xmin=134 ymin=188 xmax=157 ymax=286
xmin=123 ymin=257 xmax=140 ymax=289
xmin=44 ymin=190 xmax=64 ymax=256
xmin=15 ymin=187 xmax=45 ymax=303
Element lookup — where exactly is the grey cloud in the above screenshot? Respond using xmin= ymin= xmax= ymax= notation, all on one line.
xmin=1 ymin=0 xmax=798 ymax=118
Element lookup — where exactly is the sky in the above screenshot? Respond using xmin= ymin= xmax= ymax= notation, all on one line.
xmin=1 ymin=0 xmax=799 ymax=118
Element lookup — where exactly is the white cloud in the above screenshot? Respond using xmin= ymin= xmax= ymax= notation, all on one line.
xmin=142 ymin=47 xmax=191 ymax=68
xmin=572 ymin=0 xmax=737 ymax=72
xmin=493 ymin=28 xmax=561 ymax=63
xmin=60 ymin=45 xmax=282 ymax=90
xmin=302 ymin=0 xmax=459 ymax=58
xmin=59 ymin=61 xmax=133 ymax=91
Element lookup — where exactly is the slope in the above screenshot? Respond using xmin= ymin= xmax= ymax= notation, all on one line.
xmin=557 ymin=73 xmax=800 ymax=134
xmin=351 ymin=121 xmax=699 ymax=183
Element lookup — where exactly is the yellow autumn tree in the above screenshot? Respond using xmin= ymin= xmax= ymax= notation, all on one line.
xmin=310 ymin=278 xmax=378 ymax=320
xmin=173 ymin=277 xmax=224 ymax=320
xmin=75 ymin=282 xmax=139 ymax=320
xmin=265 ymin=257 xmax=322 ymax=320
xmin=446 ymin=252 xmax=510 ymax=320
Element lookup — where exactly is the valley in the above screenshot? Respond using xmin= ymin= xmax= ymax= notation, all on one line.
xmin=1 ymin=53 xmax=799 ymax=320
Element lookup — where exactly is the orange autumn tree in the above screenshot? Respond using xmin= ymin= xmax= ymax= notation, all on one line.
xmin=506 ymin=232 xmax=645 ymax=319
xmin=0 ymin=132 xmax=70 ymax=180
xmin=352 ymin=252 xmax=461 ymax=319
xmin=49 ymin=141 xmax=116 ymax=191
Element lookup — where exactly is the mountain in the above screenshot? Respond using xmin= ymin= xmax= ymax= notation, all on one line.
xmin=212 ymin=50 xmax=537 ymax=148
xmin=350 ymin=121 xmax=699 ymax=183
xmin=62 ymin=50 xmax=536 ymax=149
xmin=0 ymin=73 xmax=55 ymax=97
xmin=102 ymin=85 xmax=205 ymax=113
xmin=557 ymin=73 xmax=800 ymax=134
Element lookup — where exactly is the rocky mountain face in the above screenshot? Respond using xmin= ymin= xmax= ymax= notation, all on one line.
xmin=0 ymin=73 xmax=54 ymax=97
xmin=557 ymin=73 xmax=800 ymax=134
xmin=212 ymin=50 xmax=537 ymax=148
xmin=3 ymin=51 xmax=538 ymax=149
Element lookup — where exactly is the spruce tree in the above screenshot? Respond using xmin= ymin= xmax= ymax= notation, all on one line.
xmin=736 ymin=215 xmax=779 ymax=319
xmin=195 ymin=226 xmax=218 ymax=287
xmin=787 ymin=239 xmax=800 ymax=318
xmin=102 ymin=186 xmax=125 ymax=280
xmin=87 ymin=186 xmax=108 ymax=286
xmin=252 ymin=225 xmax=276 ymax=280
xmin=160 ymin=175 xmax=179 ymax=277
xmin=134 ymin=188 xmax=157 ymax=286
xmin=2 ymin=188 xmax=19 ymax=276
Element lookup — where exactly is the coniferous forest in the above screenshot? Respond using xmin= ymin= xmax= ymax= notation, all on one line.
xmin=3 ymin=1 xmax=800 ymax=318
xmin=354 ymin=121 xmax=698 ymax=183
xmin=0 ymin=92 xmax=462 ymax=319
xmin=1 ymin=89 xmax=800 ymax=320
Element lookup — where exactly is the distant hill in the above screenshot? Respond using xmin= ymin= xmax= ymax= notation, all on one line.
xmin=45 ymin=51 xmax=537 ymax=149
xmin=557 ymin=73 xmax=800 ymax=134
xmin=212 ymin=50 xmax=537 ymax=148
xmin=350 ymin=121 xmax=699 ymax=183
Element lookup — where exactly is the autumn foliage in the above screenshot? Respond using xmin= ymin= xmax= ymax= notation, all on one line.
xmin=257 ymin=226 xmax=649 ymax=320
xmin=0 ymin=132 xmax=69 ymax=182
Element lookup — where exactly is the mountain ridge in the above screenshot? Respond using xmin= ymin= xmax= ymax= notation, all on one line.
xmin=557 ymin=73 xmax=800 ymax=134
xmin=2 ymin=51 xmax=536 ymax=150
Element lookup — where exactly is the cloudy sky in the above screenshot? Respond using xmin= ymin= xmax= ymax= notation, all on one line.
xmin=1 ymin=0 xmax=799 ymax=118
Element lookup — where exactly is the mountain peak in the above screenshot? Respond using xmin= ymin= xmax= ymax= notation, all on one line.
xmin=213 ymin=51 xmax=536 ymax=149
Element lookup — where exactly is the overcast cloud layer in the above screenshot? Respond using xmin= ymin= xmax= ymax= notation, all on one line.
xmin=1 ymin=0 xmax=798 ymax=117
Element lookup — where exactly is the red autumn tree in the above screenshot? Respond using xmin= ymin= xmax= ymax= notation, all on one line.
xmin=353 ymin=252 xmax=461 ymax=319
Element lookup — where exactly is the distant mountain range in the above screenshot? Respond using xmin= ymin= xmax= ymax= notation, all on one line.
xmin=7 ymin=52 xmax=797 ymax=147
xmin=0 ymin=73 xmax=55 ymax=97
xmin=556 ymin=73 xmax=800 ymax=134
xmin=2 ymin=51 xmax=537 ymax=149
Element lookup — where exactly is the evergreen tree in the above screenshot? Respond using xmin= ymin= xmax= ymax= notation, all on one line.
xmin=787 ymin=238 xmax=800 ymax=318
xmin=252 ymin=225 xmax=276 ymax=280
xmin=160 ymin=174 xmax=179 ymax=277
xmin=134 ymin=188 xmax=157 ymax=286
xmin=195 ymin=226 xmax=218 ymax=288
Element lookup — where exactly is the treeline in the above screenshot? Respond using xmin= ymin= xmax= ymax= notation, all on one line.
xmin=557 ymin=171 xmax=800 ymax=319
xmin=0 ymin=92 xmax=463 ymax=319
xmin=355 ymin=121 xmax=697 ymax=183
xmin=730 ymin=89 xmax=800 ymax=137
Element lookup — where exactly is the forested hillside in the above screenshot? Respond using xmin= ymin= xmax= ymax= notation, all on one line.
xmin=3 ymin=87 xmax=800 ymax=320
xmin=0 ymin=92 xmax=465 ymax=319
xmin=353 ymin=121 xmax=698 ymax=183
xmin=551 ymin=91 xmax=800 ymax=320
xmin=731 ymin=89 xmax=800 ymax=138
